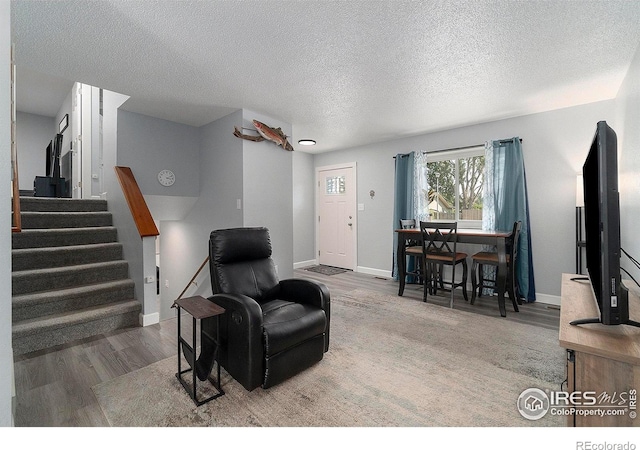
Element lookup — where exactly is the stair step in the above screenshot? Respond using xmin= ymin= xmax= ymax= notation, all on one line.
xmin=20 ymin=211 xmax=113 ymax=229
xmin=12 ymin=260 xmax=130 ymax=296
xmin=12 ymin=279 xmax=135 ymax=322
xmin=19 ymin=197 xmax=108 ymax=212
xmin=12 ymin=242 xmax=124 ymax=271
xmin=11 ymin=196 xmax=143 ymax=356
xmin=12 ymin=299 xmax=141 ymax=355
xmin=12 ymin=226 xmax=118 ymax=249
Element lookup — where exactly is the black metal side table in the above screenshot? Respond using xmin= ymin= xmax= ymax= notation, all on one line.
xmin=173 ymin=295 xmax=225 ymax=406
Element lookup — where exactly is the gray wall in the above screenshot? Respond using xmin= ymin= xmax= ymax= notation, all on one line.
xmin=101 ymin=90 xmax=152 ymax=310
xmin=158 ymin=110 xmax=244 ymax=319
xmin=242 ymin=109 xmax=294 ymax=279
xmin=1 ymin=0 xmax=13 ymax=426
xmin=15 ymin=99 xmax=74 ymax=195
xmin=156 ymin=109 xmax=295 ymax=319
xmin=117 ymin=109 xmax=203 ymax=321
xmin=314 ymin=146 xmax=394 ymax=276
xmin=617 ymin=42 xmax=640 ymax=284
xmin=292 ymin=151 xmax=316 ymax=266
xmin=313 ymin=99 xmax=617 ymax=300
xmin=55 ymin=87 xmax=73 ymax=164
xmin=117 ymin=109 xmax=200 ymax=197
xmin=15 ymin=111 xmax=55 ymax=191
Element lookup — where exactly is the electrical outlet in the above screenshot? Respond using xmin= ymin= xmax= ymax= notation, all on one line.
xmin=165 ymin=279 xmax=169 ymax=288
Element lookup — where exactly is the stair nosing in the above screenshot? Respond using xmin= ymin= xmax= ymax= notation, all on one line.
xmin=18 ymin=197 xmax=108 ymax=211
xmin=12 ymin=279 xmax=135 ymax=306
xmin=12 ymin=300 xmax=141 ymax=337
xmin=12 ymin=242 xmax=123 ymax=255
xmin=13 ymin=226 xmax=117 ymax=234
xmin=12 ymin=260 xmax=129 ymax=278
xmin=20 ymin=211 xmax=112 ymax=215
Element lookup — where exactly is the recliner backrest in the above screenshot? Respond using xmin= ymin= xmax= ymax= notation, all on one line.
xmin=209 ymin=227 xmax=279 ymax=302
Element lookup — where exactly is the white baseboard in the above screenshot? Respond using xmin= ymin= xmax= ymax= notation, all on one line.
xmin=461 ymin=287 xmax=560 ymax=307
xmin=294 ymin=259 xmax=317 ymax=269
xmin=356 ymin=266 xmax=392 ymax=279
xmin=11 ymin=350 xmax=15 ymax=426
xmin=460 ymin=281 xmax=560 ymax=307
xmin=534 ymin=293 xmax=561 ymax=307
xmin=140 ymin=312 xmax=160 ymax=327
xmin=464 ymin=290 xmax=560 ymax=307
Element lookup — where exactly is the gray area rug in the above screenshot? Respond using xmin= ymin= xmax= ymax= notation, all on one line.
xmin=92 ymin=289 xmax=565 ymax=427
xmin=304 ymin=265 xmax=349 ymax=275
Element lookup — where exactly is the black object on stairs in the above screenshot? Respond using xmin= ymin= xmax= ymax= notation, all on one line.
xmin=11 ymin=197 xmax=141 ymax=356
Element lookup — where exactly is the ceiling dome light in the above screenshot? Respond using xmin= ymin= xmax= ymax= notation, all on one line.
xmin=298 ymin=139 xmax=316 ymax=146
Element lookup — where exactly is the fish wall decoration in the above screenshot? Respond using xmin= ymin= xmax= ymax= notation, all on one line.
xmin=233 ymin=120 xmax=295 ymax=151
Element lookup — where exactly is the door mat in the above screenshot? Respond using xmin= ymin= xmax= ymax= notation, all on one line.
xmin=304 ymin=265 xmax=349 ymax=276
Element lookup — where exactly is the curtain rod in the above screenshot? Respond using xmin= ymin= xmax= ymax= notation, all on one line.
xmin=393 ymin=138 xmax=522 ymax=159
xmin=425 ymin=138 xmax=523 ymax=155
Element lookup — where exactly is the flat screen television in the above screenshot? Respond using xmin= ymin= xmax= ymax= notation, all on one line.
xmin=45 ymin=140 xmax=53 ymax=177
xmin=50 ymin=133 xmax=63 ymax=179
xmin=571 ymin=121 xmax=638 ymax=327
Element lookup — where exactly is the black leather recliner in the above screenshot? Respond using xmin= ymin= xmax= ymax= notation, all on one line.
xmin=201 ymin=227 xmax=330 ymax=391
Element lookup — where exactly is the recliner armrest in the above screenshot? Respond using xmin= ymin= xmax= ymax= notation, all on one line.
xmin=210 ymin=292 xmax=263 ymax=327
xmin=279 ymin=278 xmax=330 ymax=310
xmin=278 ymin=278 xmax=330 ymax=352
xmin=206 ymin=293 xmax=265 ymax=390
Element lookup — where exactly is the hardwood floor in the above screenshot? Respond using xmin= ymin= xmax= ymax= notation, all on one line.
xmin=12 ymin=268 xmax=560 ymax=427
xmin=299 ymin=268 xmax=561 ymax=330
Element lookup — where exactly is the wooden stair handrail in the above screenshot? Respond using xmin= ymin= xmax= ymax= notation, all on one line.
xmin=11 ymin=156 xmax=21 ymax=232
xmin=11 ymin=43 xmax=21 ymax=233
xmin=114 ymin=166 xmax=159 ymax=237
xmin=177 ymin=256 xmax=210 ymax=300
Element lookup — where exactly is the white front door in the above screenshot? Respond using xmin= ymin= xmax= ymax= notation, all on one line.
xmin=317 ymin=163 xmax=357 ymax=270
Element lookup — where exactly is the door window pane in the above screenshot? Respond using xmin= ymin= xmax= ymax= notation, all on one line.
xmin=326 ymin=176 xmax=346 ymax=194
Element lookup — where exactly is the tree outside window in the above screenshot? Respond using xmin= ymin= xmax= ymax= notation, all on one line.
xmin=421 ymin=149 xmax=484 ymax=226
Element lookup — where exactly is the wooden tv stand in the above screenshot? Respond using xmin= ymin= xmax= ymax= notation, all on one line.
xmin=559 ymin=273 xmax=640 ymax=426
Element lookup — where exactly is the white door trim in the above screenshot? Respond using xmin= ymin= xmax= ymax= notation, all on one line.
xmin=315 ymin=162 xmax=357 ymax=271
xmin=81 ymin=83 xmax=93 ymax=199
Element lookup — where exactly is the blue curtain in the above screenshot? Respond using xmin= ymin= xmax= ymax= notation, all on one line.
xmin=484 ymin=138 xmax=536 ymax=302
xmin=392 ymin=152 xmax=415 ymax=280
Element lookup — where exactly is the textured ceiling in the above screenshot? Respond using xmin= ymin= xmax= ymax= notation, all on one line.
xmin=11 ymin=0 xmax=640 ymax=154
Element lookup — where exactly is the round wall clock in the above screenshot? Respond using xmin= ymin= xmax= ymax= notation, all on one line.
xmin=157 ymin=169 xmax=175 ymax=186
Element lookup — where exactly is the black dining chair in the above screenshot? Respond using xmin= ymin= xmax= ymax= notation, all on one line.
xmin=470 ymin=220 xmax=522 ymax=314
xmin=419 ymin=221 xmax=468 ymax=308
xmin=399 ymin=219 xmax=423 ymax=284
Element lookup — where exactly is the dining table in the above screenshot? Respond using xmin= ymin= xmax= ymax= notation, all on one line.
xmin=395 ymin=227 xmax=512 ymax=317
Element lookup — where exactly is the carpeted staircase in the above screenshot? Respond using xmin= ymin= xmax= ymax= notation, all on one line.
xmin=12 ymin=197 xmax=141 ymax=355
